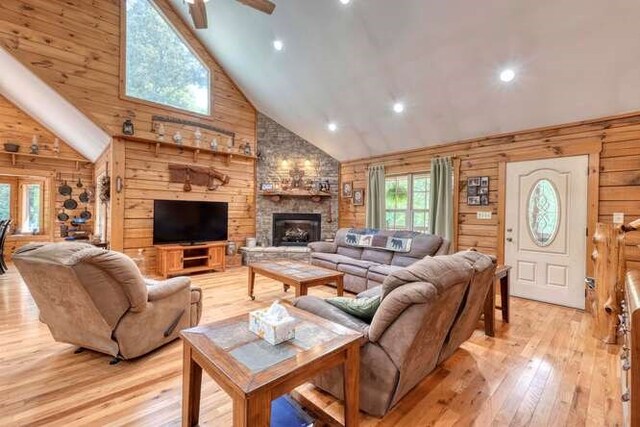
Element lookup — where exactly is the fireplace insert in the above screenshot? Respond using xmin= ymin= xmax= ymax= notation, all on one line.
xmin=272 ymin=213 xmax=321 ymax=247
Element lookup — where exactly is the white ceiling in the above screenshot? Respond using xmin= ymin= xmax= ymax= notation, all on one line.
xmin=0 ymin=47 xmax=110 ymax=162
xmin=169 ymin=0 xmax=640 ymax=161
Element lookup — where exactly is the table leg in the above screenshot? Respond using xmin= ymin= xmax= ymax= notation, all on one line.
xmin=483 ymin=283 xmax=495 ymax=337
xmin=283 ymin=284 xmax=290 ymax=293
xmin=182 ymin=344 xmax=202 ymax=427
xmin=343 ymin=343 xmax=360 ymax=427
xmin=248 ymin=267 xmax=256 ymax=300
xmin=336 ymin=276 xmax=344 ymax=297
xmin=296 ymin=284 xmax=306 ymax=297
xmin=500 ymin=273 xmax=510 ymax=323
xmin=233 ymin=391 xmax=271 ymax=427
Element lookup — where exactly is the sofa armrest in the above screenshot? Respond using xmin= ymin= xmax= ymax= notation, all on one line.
xmin=435 ymin=239 xmax=450 ymax=255
xmin=357 ymin=286 xmax=382 ymax=299
xmin=293 ymin=296 xmax=369 ymax=339
xmin=308 ymin=241 xmax=337 ymax=253
xmin=146 ymin=277 xmax=191 ymax=301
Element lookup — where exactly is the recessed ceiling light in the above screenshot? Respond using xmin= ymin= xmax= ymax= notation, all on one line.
xmin=499 ymin=68 xmax=516 ymax=82
xmin=340 ymin=0 xmax=351 ymax=4
xmin=393 ymin=102 xmax=405 ymax=114
xmin=273 ymin=40 xmax=284 ymax=51
xmin=328 ymin=122 xmax=338 ymax=132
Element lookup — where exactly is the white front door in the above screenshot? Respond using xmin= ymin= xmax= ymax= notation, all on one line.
xmin=505 ymin=156 xmax=588 ymax=309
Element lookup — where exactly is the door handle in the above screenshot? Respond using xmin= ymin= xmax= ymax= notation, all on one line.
xmin=507 ymin=228 xmax=513 ymax=232
xmin=506 ymin=238 xmax=513 ymax=242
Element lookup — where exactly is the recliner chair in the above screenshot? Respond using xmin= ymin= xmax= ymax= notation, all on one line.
xmin=13 ymin=242 xmax=203 ymax=361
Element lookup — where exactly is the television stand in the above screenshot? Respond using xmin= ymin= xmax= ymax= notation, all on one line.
xmin=155 ymin=241 xmax=227 ymax=278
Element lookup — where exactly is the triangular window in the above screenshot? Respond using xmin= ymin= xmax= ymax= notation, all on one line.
xmin=125 ymin=0 xmax=210 ymax=115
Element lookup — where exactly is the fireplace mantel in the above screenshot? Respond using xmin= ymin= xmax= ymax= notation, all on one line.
xmin=259 ymin=191 xmax=332 ymax=203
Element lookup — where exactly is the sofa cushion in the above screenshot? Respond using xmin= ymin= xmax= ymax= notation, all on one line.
xmin=361 ymin=248 xmax=393 ymax=265
xmin=337 ymin=263 xmax=369 ymax=278
xmin=367 ymin=264 xmax=405 ymax=284
xmin=293 ymin=296 xmax=370 ymax=337
xmin=391 ymin=234 xmax=443 ymax=266
xmin=311 ymin=252 xmax=356 ymax=267
xmin=337 ymin=246 xmax=363 ymax=259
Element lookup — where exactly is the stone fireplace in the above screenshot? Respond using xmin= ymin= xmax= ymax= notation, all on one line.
xmin=273 ymin=213 xmax=321 ymax=247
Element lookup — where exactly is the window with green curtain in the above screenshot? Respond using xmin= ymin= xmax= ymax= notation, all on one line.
xmin=385 ymin=174 xmax=430 ymax=231
xmin=125 ymin=0 xmax=211 ymax=115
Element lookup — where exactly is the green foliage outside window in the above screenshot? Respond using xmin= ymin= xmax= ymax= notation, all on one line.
xmin=125 ymin=0 xmax=210 ymax=115
xmin=0 ymin=184 xmax=10 ymax=221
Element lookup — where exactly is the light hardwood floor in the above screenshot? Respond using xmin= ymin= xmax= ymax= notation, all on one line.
xmin=0 ymin=265 xmax=623 ymax=426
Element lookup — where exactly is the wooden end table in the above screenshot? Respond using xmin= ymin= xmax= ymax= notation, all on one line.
xmin=483 ymin=265 xmax=511 ymax=337
xmin=248 ymin=261 xmax=344 ymax=300
xmin=181 ymin=306 xmax=362 ymax=426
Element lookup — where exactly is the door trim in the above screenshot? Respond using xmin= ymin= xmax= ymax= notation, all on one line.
xmin=497 ymin=144 xmax=602 ymax=290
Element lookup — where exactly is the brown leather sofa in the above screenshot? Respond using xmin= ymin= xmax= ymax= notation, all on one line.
xmin=294 ymin=250 xmax=496 ymax=417
xmin=13 ymin=242 xmax=202 ymax=361
xmin=309 ymin=228 xmax=450 ymax=293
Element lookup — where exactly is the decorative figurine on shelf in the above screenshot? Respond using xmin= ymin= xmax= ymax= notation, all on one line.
xmin=210 ymin=137 xmax=218 ymax=151
xmin=156 ymin=123 xmax=166 ymax=142
xmin=243 ymin=142 xmax=252 ymax=156
xmin=53 ymin=138 xmax=60 ymax=155
xmin=290 ymin=166 xmax=305 ymax=189
xmin=194 ymin=128 xmax=202 ymax=148
xmin=173 ymin=131 xmax=183 ymax=145
xmin=226 ymin=138 xmax=233 ymax=153
xmin=30 ymin=135 xmax=39 ymax=155
xmin=319 ymin=180 xmax=331 ymax=193
xmin=122 ymin=119 xmax=135 ymax=136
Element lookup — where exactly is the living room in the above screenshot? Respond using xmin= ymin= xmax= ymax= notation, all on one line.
xmin=1 ymin=0 xmax=639 ymax=426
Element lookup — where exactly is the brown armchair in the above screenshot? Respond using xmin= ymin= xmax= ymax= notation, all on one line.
xmin=13 ymin=242 xmax=202 ymax=361
xmin=294 ymin=250 xmax=496 ymax=417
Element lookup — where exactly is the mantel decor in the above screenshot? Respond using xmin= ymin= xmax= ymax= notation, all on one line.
xmin=168 ymin=164 xmax=230 ymax=191
xmin=151 ymin=115 xmax=235 ymax=146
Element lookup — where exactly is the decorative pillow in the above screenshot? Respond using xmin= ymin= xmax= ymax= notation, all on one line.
xmin=344 ymin=228 xmax=415 ymax=253
xmin=325 ymin=296 xmax=381 ymax=322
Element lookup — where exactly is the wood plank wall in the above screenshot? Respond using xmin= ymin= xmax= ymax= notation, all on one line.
xmin=0 ymin=0 xmax=257 ymax=150
xmin=0 ymin=95 xmax=94 ymax=258
xmin=117 ymin=138 xmax=255 ymax=272
xmin=0 ymin=0 xmax=258 ymax=269
xmin=340 ymin=113 xmax=640 ymax=270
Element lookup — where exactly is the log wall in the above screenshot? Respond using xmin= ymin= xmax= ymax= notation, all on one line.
xmin=340 ymin=113 xmax=640 ymax=271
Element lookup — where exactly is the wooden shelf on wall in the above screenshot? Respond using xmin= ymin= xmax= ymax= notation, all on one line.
xmin=259 ymin=191 xmax=332 ymax=203
xmin=1 ymin=151 xmax=89 ymax=169
xmin=116 ymin=135 xmax=256 ymax=166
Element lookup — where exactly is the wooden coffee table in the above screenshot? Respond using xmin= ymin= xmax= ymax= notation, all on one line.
xmin=248 ymin=261 xmax=344 ymax=300
xmin=181 ymin=305 xmax=362 ymax=426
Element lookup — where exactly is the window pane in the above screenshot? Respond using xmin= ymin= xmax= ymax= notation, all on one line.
xmin=386 ymin=176 xmax=409 ymax=210
xmin=22 ymin=184 xmax=41 ymax=233
xmin=413 ymin=191 xmax=427 ymax=210
xmin=126 ymin=0 xmax=210 ymax=115
xmin=395 ymin=212 xmax=407 ymax=229
xmin=528 ymin=179 xmax=559 ymax=246
xmin=414 ymin=176 xmax=428 ymax=192
xmin=413 ymin=211 xmax=425 ymax=228
xmin=0 ymin=184 xmax=10 ymax=221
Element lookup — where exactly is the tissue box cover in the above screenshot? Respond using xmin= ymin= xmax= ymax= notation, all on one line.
xmin=249 ymin=309 xmax=296 ymax=345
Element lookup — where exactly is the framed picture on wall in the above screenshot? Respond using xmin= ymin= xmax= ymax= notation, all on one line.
xmin=467 ymin=176 xmax=490 ymax=206
xmin=352 ymin=188 xmax=365 ymax=206
xmin=467 ymin=196 xmax=481 ymax=206
xmin=342 ymin=181 xmax=353 ymax=198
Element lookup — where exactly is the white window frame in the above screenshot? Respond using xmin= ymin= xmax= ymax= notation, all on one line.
xmin=20 ymin=181 xmax=44 ymax=234
xmin=385 ymin=173 xmax=431 ymax=231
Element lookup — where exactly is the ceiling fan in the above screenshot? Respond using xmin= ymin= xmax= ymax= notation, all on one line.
xmin=185 ymin=0 xmax=276 ymax=29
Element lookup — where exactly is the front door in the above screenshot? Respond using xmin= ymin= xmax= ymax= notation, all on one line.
xmin=505 ymin=156 xmax=588 ymax=309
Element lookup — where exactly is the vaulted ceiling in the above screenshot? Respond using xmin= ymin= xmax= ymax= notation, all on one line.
xmin=170 ymin=0 xmax=640 ymax=161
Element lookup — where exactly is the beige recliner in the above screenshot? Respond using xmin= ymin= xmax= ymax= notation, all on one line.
xmin=13 ymin=242 xmax=202 ymax=361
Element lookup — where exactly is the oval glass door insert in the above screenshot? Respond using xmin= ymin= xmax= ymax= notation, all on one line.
xmin=527 ymin=179 xmax=560 ymax=246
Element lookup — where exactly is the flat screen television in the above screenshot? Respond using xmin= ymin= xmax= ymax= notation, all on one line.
xmin=153 ymin=200 xmax=228 ymax=245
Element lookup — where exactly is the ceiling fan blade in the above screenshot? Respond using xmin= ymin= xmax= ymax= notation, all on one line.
xmin=236 ymin=0 xmax=276 ymax=15
xmin=189 ymin=0 xmax=208 ymax=29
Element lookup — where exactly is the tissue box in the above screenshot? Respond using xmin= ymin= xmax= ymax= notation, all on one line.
xmin=249 ymin=309 xmax=296 ymax=345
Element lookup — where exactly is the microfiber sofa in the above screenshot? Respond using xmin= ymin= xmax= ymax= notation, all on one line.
xmin=294 ymin=250 xmax=496 ymax=416
xmin=308 ymin=228 xmax=449 ymax=293
xmin=13 ymin=242 xmax=202 ymax=361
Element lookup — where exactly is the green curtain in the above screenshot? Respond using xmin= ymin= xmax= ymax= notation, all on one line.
xmin=366 ymin=165 xmax=386 ymax=229
xmin=429 ymin=157 xmax=453 ymax=241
